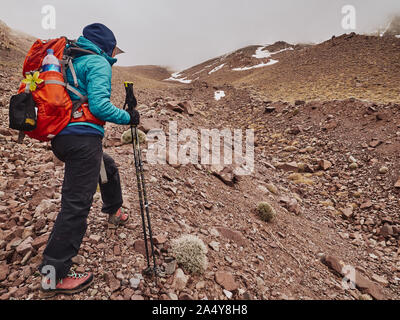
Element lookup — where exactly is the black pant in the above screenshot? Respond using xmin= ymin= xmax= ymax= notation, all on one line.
xmin=39 ymin=135 xmax=123 ymax=279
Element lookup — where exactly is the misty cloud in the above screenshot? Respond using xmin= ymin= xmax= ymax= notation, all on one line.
xmin=1 ymin=0 xmax=400 ymax=71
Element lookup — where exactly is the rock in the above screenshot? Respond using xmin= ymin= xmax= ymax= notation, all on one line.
xmin=133 ymin=239 xmax=152 ymax=256
xmin=394 ymin=178 xmax=400 ymax=188
xmin=215 ymin=271 xmax=238 ymax=291
xmin=288 ymin=125 xmax=302 ymax=135
xmin=167 ymin=292 xmax=178 ymax=300
xmin=379 ymin=224 xmax=393 ymax=237
xmin=223 ymin=289 xmax=233 ymax=299
xmin=172 ymin=268 xmax=189 ymax=291
xmin=179 ymin=101 xmax=195 ymax=116
xmin=369 ymin=140 xmax=382 ymax=148
xmin=179 ymin=293 xmax=193 ymax=300
xmin=210 ymin=165 xmax=237 ymax=187
xmin=32 ymin=234 xmax=48 ymax=250
xmin=34 ymin=199 xmax=56 ymax=218
xmin=138 ymin=118 xmax=162 ymax=133
xmin=371 ymin=274 xmax=389 ymax=286
xmin=16 ymin=236 xmax=33 ymax=255
xmin=71 ymin=254 xmax=85 ymax=265
xmin=340 ymin=207 xmax=353 ymax=219
xmin=264 ymin=106 xmax=276 ymax=113
xmin=276 ymin=162 xmax=299 ymax=172
xmin=266 ymin=183 xmax=279 ymax=194
xmin=322 ymin=255 xmax=345 ymax=275
xmin=355 ymin=271 xmax=386 ymax=300
xmin=129 ymin=277 xmax=141 ymax=289
xmin=105 ymin=272 xmax=121 ymax=292
xmin=279 ymin=197 xmax=301 ymax=215
xmin=89 ymin=234 xmax=101 ymax=243
xmin=153 ymin=235 xmax=167 ymax=245
xmin=322 ymin=255 xmax=386 ymax=300
xmin=318 ymin=160 xmax=332 ymax=171
xmin=295 ymin=100 xmax=305 ymax=106
xmin=165 ymin=101 xmax=184 ymax=113
xmin=360 ymin=200 xmax=373 ymax=209
xmin=0 ymin=264 xmax=9 ymax=281
xmin=131 ymin=294 xmax=145 ymax=300
xmin=215 ymin=227 xmax=247 ymax=246
xmin=349 ymin=162 xmax=358 ymax=170
xmin=378 ymin=166 xmax=389 ymax=174
xmin=164 ymin=257 xmax=177 ymax=275
xmin=208 ymin=241 xmax=220 ymax=252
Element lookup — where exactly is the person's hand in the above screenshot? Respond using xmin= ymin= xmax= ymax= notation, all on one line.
xmin=127 ymin=109 xmax=140 ymax=125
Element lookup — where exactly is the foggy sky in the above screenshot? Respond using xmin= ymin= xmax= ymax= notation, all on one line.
xmin=1 ymin=0 xmax=400 ymax=71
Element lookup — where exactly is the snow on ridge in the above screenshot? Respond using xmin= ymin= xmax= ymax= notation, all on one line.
xmin=214 ymin=90 xmax=225 ymax=101
xmin=232 ymin=59 xmax=279 ymax=71
xmin=208 ymin=63 xmax=225 ymax=75
xmin=164 ymin=72 xmax=192 ymax=84
xmin=253 ymin=46 xmax=294 ymax=59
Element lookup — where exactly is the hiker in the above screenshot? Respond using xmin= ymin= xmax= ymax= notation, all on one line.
xmin=39 ymin=23 xmax=140 ymax=297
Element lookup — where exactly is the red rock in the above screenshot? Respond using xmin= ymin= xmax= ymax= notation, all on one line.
xmin=341 ymin=207 xmax=353 ymax=219
xmin=318 ymin=160 xmax=332 ymax=171
xmin=138 ymin=118 xmax=162 ymax=133
xmin=133 ymin=239 xmax=152 ymax=256
xmin=16 ymin=236 xmax=33 ymax=255
xmin=131 ymin=294 xmax=145 ymax=300
xmin=165 ymin=101 xmax=184 ymax=113
xmin=216 ymin=227 xmax=247 ymax=247
xmin=395 ymin=178 xmax=400 ymax=188
xmin=113 ymin=245 xmax=121 ymax=256
xmin=105 ymin=272 xmax=121 ymax=292
xmin=369 ymin=140 xmax=382 ymax=148
xmin=360 ymin=200 xmax=373 ymax=209
xmin=32 ymin=234 xmax=48 ymax=249
xmin=179 ymin=101 xmax=195 ymax=116
xmin=276 ymin=162 xmax=299 ymax=172
xmin=0 ymin=264 xmax=9 ymax=281
xmin=322 ymin=256 xmax=345 ymax=275
xmin=215 ymin=271 xmax=238 ymax=291
xmin=355 ymin=271 xmax=386 ymax=300
xmin=153 ymin=235 xmax=167 ymax=245
xmin=211 ymin=165 xmax=237 ymax=187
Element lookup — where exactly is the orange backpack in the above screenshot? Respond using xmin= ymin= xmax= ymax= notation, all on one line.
xmin=9 ymin=37 xmax=105 ymax=141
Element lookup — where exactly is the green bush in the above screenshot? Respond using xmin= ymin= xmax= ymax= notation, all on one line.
xmin=257 ymin=201 xmax=276 ymax=222
xmin=121 ymin=129 xmax=146 ymax=145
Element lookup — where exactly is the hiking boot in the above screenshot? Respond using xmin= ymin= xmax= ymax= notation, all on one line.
xmin=40 ymin=270 xmax=93 ymax=298
xmin=108 ymin=207 xmax=129 ymax=227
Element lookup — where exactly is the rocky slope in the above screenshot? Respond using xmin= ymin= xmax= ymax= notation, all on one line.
xmin=0 ymin=21 xmax=399 ymax=300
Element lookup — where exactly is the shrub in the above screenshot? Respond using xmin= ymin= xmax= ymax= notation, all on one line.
xmin=257 ymin=201 xmax=276 ymax=222
xmin=121 ymin=129 xmax=146 ymax=145
xmin=171 ymin=235 xmax=208 ymax=275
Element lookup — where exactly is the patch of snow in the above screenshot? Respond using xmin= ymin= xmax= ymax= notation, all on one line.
xmin=164 ymin=72 xmax=192 ymax=84
xmin=253 ymin=46 xmax=294 ymax=59
xmin=396 ymin=35 xmax=400 ymax=38
xmin=232 ymin=59 xmax=279 ymax=71
xmin=208 ymin=63 xmax=225 ymax=75
xmin=214 ymin=90 xmax=225 ymax=101
xmin=253 ymin=46 xmax=272 ymax=59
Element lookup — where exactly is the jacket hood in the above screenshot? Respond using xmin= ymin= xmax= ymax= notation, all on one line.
xmin=75 ymin=36 xmax=117 ymax=66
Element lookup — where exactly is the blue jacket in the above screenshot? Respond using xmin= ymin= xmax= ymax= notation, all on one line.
xmin=59 ymin=36 xmax=130 ymax=136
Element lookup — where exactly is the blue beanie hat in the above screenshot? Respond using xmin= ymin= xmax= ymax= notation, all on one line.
xmin=83 ymin=23 xmax=117 ymax=57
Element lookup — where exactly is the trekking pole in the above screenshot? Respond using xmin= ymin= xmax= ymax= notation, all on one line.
xmin=123 ymin=82 xmax=158 ymax=278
